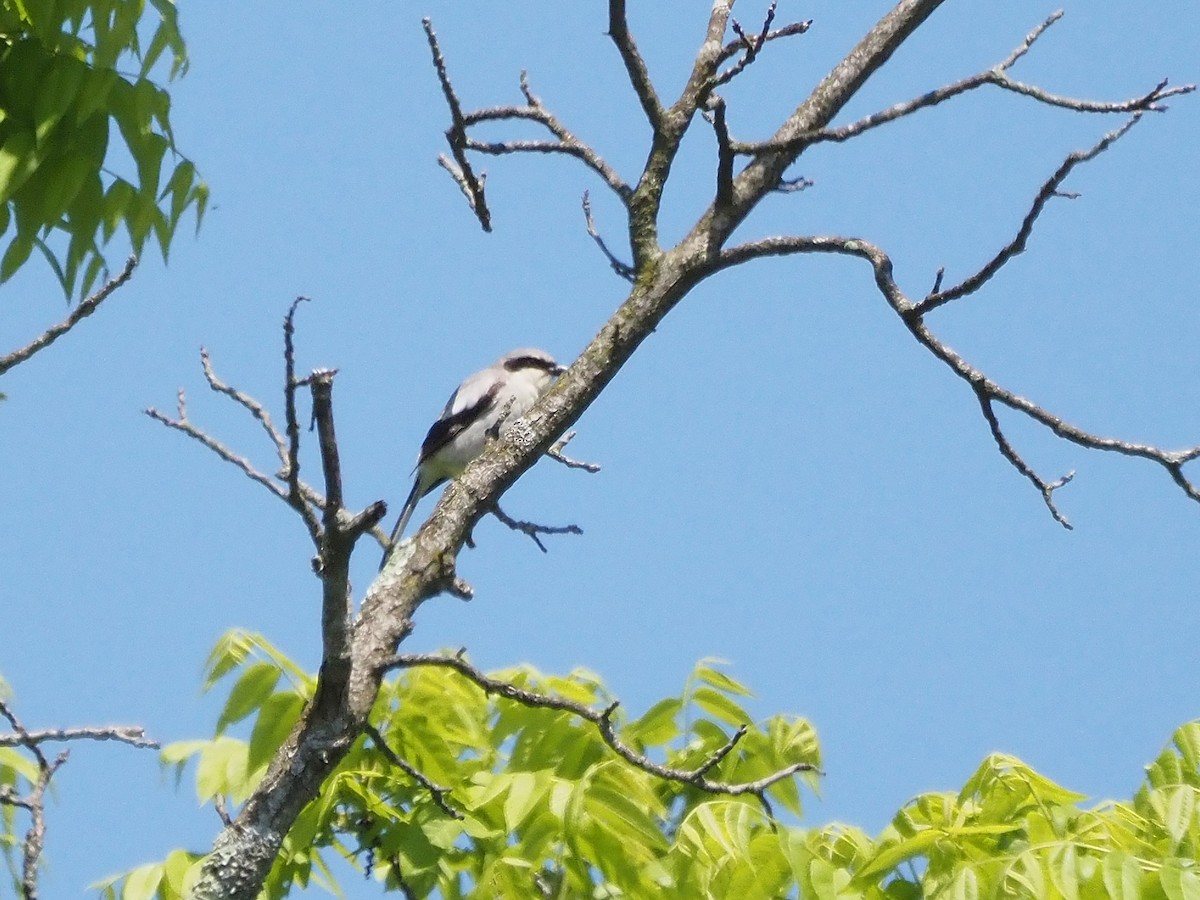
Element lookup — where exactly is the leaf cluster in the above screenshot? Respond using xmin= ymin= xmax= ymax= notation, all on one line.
xmin=0 ymin=0 xmax=206 ymax=297
xmin=91 ymin=631 xmax=1200 ymax=899
xmin=97 ymin=633 xmax=819 ymax=899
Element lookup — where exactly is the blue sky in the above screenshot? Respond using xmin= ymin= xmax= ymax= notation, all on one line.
xmin=3 ymin=0 xmax=1200 ymax=894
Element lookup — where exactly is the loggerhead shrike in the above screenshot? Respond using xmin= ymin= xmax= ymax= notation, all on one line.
xmin=380 ymin=348 xmax=566 ymax=568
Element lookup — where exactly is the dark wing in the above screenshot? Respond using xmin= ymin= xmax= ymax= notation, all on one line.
xmin=418 ymin=376 xmax=501 ymax=463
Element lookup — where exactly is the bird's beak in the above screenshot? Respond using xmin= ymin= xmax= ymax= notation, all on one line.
xmin=552 ymin=363 xmax=567 ymax=377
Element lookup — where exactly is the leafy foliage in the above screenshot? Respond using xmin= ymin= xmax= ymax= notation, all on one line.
xmin=95 ymin=631 xmax=1200 ymax=899
xmin=0 ymin=0 xmax=206 ymax=297
xmin=98 ymin=632 xmax=819 ymax=898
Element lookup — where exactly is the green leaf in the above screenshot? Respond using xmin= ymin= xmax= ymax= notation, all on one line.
xmin=503 ymin=771 xmax=545 ymax=832
xmin=1102 ymin=852 xmax=1144 ymax=900
xmin=856 ymin=829 xmax=942 ymax=882
xmin=947 ymin=866 xmax=980 ymax=900
xmin=1 ymin=234 xmax=34 ymax=282
xmin=120 ymin=863 xmax=162 ymax=900
xmin=215 ymin=662 xmax=281 ymax=734
xmin=1160 ymin=860 xmax=1200 ymax=900
xmin=696 ymin=664 xmax=755 ymax=699
xmin=624 ymin=697 xmax=682 ymax=747
xmin=194 ymin=736 xmax=249 ymax=804
xmin=161 ymin=849 xmax=202 ymax=897
xmin=1151 ymin=786 xmax=1197 ymax=845
xmin=692 ymin=686 xmax=751 ymax=729
xmin=0 ymin=131 xmax=36 ymax=206
xmin=247 ymin=691 xmax=304 ymax=773
xmin=33 ymin=55 xmax=85 ymax=142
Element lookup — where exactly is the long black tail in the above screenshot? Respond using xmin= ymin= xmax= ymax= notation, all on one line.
xmin=380 ymin=478 xmax=422 ymax=570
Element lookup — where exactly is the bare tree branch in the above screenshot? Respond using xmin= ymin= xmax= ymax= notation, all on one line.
xmin=0 ymin=697 xmax=157 ymax=900
xmin=730 ymin=13 xmax=1192 ymax=157
xmin=548 ymin=431 xmax=602 ymax=473
xmin=715 ymin=17 xmax=812 ymax=69
xmin=607 ymin=0 xmax=664 ymax=129
xmin=200 ymin=347 xmax=289 ymax=469
xmin=150 ymin=343 xmax=390 ymax=548
xmin=490 ymin=503 xmax=583 ymax=554
xmin=582 ymin=191 xmax=635 ymax=281
xmin=715 ymin=234 xmax=1200 ymax=517
xmin=283 ymin=298 xmax=321 ymax=543
xmin=383 ymin=654 xmax=816 ymax=803
xmin=915 ymin=114 xmax=1144 ymax=315
xmin=976 ymin=390 xmax=1076 ymax=528
xmin=363 ymin=723 xmax=463 ymax=820
xmin=464 ymin=74 xmax=632 ymax=201
xmin=0 ymin=724 xmax=157 ymax=750
xmin=424 ymin=17 xmax=492 ymax=232
xmin=0 ymin=256 xmax=138 ymax=378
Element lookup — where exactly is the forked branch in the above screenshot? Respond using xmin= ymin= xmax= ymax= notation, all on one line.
xmin=1 ymin=696 xmax=158 ymax=900
xmin=716 ymin=228 xmax=1200 ymax=521
xmin=384 ymin=653 xmax=817 ymax=808
xmin=731 ymin=11 xmax=1193 ymax=157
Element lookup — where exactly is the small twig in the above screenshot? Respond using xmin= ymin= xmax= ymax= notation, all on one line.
xmin=715 ymin=18 xmax=812 ymax=69
xmin=0 ymin=256 xmax=138 ymax=377
xmin=424 ymin=17 xmax=492 ymax=231
xmin=490 ymin=504 xmax=583 ymax=554
xmin=998 ymin=10 xmax=1063 ymax=70
xmin=547 ymin=431 xmax=602 ymax=473
xmin=0 ymin=255 xmax=138 ymax=379
xmin=693 ymin=725 xmax=748 ymax=777
xmin=929 ymin=267 xmax=945 ymax=295
xmin=775 ymin=175 xmax=814 ymax=194
xmin=0 ymin=724 xmax=157 ymax=750
xmin=146 ymin=400 xmax=290 ymax=504
xmin=709 ymin=95 xmax=735 ymax=207
xmin=283 ymin=297 xmax=321 ymax=542
xmin=200 ymin=347 xmax=289 ymax=469
xmin=915 ymin=114 xmax=1143 ymax=315
xmin=582 ymin=192 xmax=635 ymax=281
xmin=713 ymin=4 xmax=804 ymax=88
xmin=976 ymin=390 xmax=1075 ymax=529
xmin=363 ymin=723 xmax=463 ymax=820
xmin=214 ymin=794 xmax=233 ymax=828
xmin=383 ymin=654 xmax=818 ymax=805
xmin=460 ymin=104 xmax=631 ymax=202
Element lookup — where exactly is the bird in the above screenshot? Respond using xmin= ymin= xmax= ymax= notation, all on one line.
xmin=380 ymin=348 xmax=566 ymax=569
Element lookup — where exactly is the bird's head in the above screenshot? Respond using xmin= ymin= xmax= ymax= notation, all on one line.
xmin=497 ymin=348 xmax=566 ymax=390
